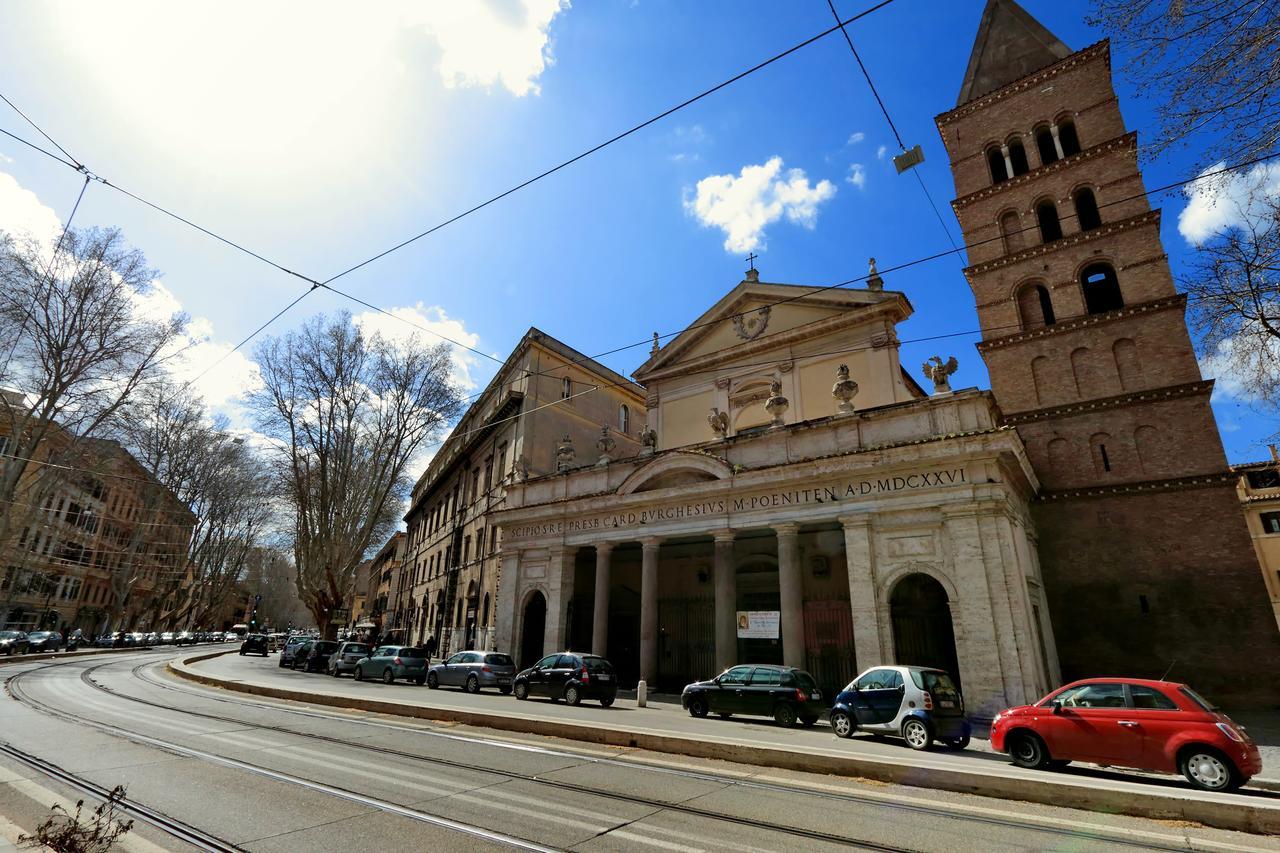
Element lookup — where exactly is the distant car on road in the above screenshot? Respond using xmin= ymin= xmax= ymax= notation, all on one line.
xmin=279 ymin=636 xmax=308 ymax=668
xmin=357 ymin=646 xmax=429 ymax=684
xmin=25 ymin=631 xmax=62 ymax=653
xmin=828 ymin=665 xmax=970 ymax=750
xmin=682 ymin=664 xmax=823 ymax=728
xmin=66 ymin=629 xmax=84 ymax=651
xmin=990 ymin=678 xmax=1262 ymax=792
xmin=513 ymin=652 xmax=617 ymax=707
xmin=0 ymin=630 xmax=30 ymax=655
xmin=294 ymin=640 xmax=339 ymax=673
xmin=175 ymin=631 xmax=197 ymax=646
xmin=327 ymin=642 xmax=370 ymax=677
xmin=427 ymin=651 xmax=516 ymax=693
xmin=239 ymin=634 xmax=269 ymax=656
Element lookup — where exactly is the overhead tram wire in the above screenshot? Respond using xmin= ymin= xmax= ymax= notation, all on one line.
xmin=318 ymin=0 xmax=900 ymax=287
xmin=824 ymin=0 xmax=962 ymax=255
xmin=0 ymin=91 xmax=83 ymax=169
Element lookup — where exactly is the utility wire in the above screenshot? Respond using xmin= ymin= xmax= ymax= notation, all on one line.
xmin=824 ymin=0 xmax=961 ymax=253
xmin=0 ymin=91 xmax=82 ymax=168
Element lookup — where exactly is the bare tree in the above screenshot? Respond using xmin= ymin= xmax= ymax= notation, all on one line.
xmin=1184 ymin=191 xmax=1280 ymax=417
xmin=251 ymin=313 xmax=460 ymax=638
xmin=0 ymin=227 xmax=183 ymax=626
xmin=1088 ymin=0 xmax=1280 ymax=165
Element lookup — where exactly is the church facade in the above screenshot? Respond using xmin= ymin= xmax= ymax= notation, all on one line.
xmin=488 ymin=0 xmax=1280 ymax=712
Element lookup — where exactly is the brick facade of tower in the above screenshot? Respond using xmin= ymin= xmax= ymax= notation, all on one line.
xmin=937 ymin=3 xmax=1280 ymax=706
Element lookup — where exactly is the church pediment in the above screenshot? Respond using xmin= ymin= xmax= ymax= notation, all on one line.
xmin=616 ymin=451 xmax=732 ymax=495
xmin=634 ymin=275 xmax=908 ymax=382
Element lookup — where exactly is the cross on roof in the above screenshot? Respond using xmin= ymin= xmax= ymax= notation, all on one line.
xmin=746 ymin=252 xmax=758 ymax=271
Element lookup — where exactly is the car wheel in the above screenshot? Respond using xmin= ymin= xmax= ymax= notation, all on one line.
xmin=382 ymin=668 xmax=394 ymax=685
xmin=944 ymin=734 xmax=971 ymax=750
xmin=564 ymin=685 xmax=582 ymax=706
xmin=830 ymin=711 xmax=854 ymax=739
xmin=773 ymin=704 xmax=798 ymax=727
xmin=354 ymin=666 xmax=363 ymax=681
xmin=427 ymin=672 xmax=439 ymax=689
xmin=1007 ymin=731 xmax=1051 ymax=769
xmin=239 ymin=650 xmax=245 ymax=656
xmin=687 ymin=696 xmax=708 ymax=718
xmin=1180 ymin=747 xmax=1242 ymax=792
xmin=499 ymin=686 xmax=512 ymax=695
xmin=902 ymin=718 xmax=933 ymax=751
xmin=465 ymin=674 xmax=480 ymax=694
xmin=600 ymin=696 xmax=614 ymax=708
xmin=514 ymin=681 xmax=529 ymax=701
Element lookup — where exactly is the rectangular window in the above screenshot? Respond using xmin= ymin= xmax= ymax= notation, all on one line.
xmin=476 ymin=529 xmax=485 ymax=557
xmin=463 ymin=536 xmax=471 ymax=564
xmin=1261 ymin=511 xmax=1280 ymax=535
xmin=484 ymin=455 xmax=493 ymax=491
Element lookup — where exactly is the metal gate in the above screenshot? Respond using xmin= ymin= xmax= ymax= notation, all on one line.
xmin=804 ymin=600 xmax=856 ymax=699
xmin=657 ymin=598 xmax=714 ymax=690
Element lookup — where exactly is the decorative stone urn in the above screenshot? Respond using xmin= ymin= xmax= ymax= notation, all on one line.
xmin=595 ymin=425 xmax=616 ymax=467
xmin=555 ymin=435 xmax=575 ymax=472
xmin=832 ymin=363 xmax=859 ymax=415
xmin=765 ymin=376 xmax=789 ymax=428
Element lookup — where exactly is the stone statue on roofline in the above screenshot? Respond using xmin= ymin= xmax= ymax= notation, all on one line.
xmin=708 ymin=407 xmax=729 ymax=439
xmin=922 ymin=355 xmax=959 ymax=394
xmin=595 ymin=425 xmax=616 ymax=467
xmin=556 ymin=434 xmax=576 ymax=472
xmin=639 ymin=423 xmax=657 ymax=456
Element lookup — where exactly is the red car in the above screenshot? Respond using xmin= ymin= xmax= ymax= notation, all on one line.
xmin=990 ymin=678 xmax=1261 ymax=792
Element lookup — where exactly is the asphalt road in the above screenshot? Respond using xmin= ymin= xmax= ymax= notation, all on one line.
xmin=0 ymin=649 xmax=1276 ymax=852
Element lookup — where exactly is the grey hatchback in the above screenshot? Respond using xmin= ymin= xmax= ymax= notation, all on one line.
xmin=355 ymin=646 xmax=429 ymax=684
xmin=328 ymin=641 xmax=370 ymax=677
xmin=427 ymin=651 xmax=517 ymax=694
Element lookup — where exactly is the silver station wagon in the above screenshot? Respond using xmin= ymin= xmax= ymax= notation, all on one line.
xmin=427 ymin=650 xmax=517 ymax=694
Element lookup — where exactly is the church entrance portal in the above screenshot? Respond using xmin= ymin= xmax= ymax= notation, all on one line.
xmin=890 ymin=573 xmax=961 ymax=686
xmin=520 ymin=591 xmax=546 ymax=669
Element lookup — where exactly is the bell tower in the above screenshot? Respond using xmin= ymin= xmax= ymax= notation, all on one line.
xmin=936 ymin=0 xmax=1280 ymax=704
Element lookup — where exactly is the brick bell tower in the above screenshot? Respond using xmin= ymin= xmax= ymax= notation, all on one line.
xmin=936 ymin=0 xmax=1280 ymax=705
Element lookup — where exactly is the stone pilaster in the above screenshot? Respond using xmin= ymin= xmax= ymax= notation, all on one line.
xmin=493 ymin=549 xmax=520 ymax=655
xmin=544 ymin=546 xmax=577 ymax=653
xmin=639 ymin=537 xmax=662 ymax=683
xmin=774 ymin=523 xmax=805 ymax=669
xmin=712 ymin=530 xmax=736 ymax=672
xmin=592 ymin=542 xmax=613 ymax=657
xmin=839 ymin=515 xmax=882 ymax=670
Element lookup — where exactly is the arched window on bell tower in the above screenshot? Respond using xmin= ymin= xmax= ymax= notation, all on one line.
xmin=1017 ymin=282 xmax=1057 ymax=330
xmin=1036 ymin=200 xmax=1063 ymax=242
xmin=1058 ymin=119 xmax=1081 ymax=156
xmin=1073 ymin=188 xmax=1102 ymax=231
xmin=988 ymin=147 xmax=1009 ymax=184
xmin=1008 ymin=140 xmax=1030 ymax=176
xmin=1035 ymin=126 xmax=1058 ymax=166
xmin=1081 ymin=263 xmax=1124 ymax=314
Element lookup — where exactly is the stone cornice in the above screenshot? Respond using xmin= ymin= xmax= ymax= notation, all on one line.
xmin=965 ymin=210 xmax=1161 ymax=279
xmin=1036 ymin=471 xmax=1238 ymax=503
xmin=976 ymin=293 xmax=1187 ymax=352
xmin=1000 ymin=379 xmax=1213 ymax=426
xmin=937 ymin=41 xmax=1110 ymax=127
xmin=951 ymin=133 xmax=1137 ymax=212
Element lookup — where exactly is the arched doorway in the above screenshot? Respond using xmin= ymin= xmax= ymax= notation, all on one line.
xmin=890 ymin=573 xmax=961 ymax=685
xmin=519 ymin=591 xmax=547 ymax=669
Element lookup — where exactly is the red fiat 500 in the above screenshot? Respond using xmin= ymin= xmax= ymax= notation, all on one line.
xmin=990 ymin=678 xmax=1261 ymax=792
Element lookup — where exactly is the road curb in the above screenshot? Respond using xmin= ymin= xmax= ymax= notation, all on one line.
xmin=169 ymin=652 xmax=1280 ymax=836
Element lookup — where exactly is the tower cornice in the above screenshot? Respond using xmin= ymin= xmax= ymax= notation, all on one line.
xmin=975 ymin=293 xmax=1187 ymax=352
xmin=938 ymin=40 xmax=1110 ymax=127
xmin=964 ymin=209 xmax=1160 ymax=279
xmin=998 ymin=378 xmax=1212 ymax=425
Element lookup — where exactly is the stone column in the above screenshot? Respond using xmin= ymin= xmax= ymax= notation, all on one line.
xmin=712 ymin=530 xmax=736 ymax=672
xmin=839 ymin=515 xmax=882 ymax=669
xmin=774 ymin=523 xmax=805 ymax=670
xmin=544 ymin=547 xmax=577 ymax=653
xmin=1049 ymin=123 xmax=1065 ymax=160
xmin=639 ymin=537 xmax=662 ymax=684
xmin=591 ymin=542 xmax=613 ymax=657
xmin=492 ymin=549 xmax=521 ymax=654
xmin=1000 ymin=143 xmax=1014 ymax=178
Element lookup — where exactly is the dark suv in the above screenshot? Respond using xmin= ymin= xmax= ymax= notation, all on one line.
xmin=239 ymin=634 xmax=269 ymax=656
xmin=682 ymin=664 xmax=824 ymax=727
xmin=294 ymin=640 xmax=339 ymax=673
xmin=513 ymin=652 xmax=617 ymax=707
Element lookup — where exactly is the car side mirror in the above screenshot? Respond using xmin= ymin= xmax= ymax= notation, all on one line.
xmin=1051 ymin=699 xmax=1063 ymax=715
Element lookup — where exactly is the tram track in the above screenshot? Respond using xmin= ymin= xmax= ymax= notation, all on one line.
xmin=61 ymin=654 xmax=1236 ymax=852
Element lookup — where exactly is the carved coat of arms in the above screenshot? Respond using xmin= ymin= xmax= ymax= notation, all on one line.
xmin=732 ymin=305 xmax=771 ymax=341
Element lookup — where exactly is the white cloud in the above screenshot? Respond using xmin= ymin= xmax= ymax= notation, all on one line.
xmin=877 ymin=145 xmax=888 ymax=160
xmin=0 ymin=171 xmax=63 ymax=252
xmin=1201 ymin=329 xmax=1280 ymax=405
xmin=1178 ymin=161 xmax=1280 ymax=245
xmin=351 ymin=302 xmax=483 ymax=391
xmin=847 ymin=163 xmax=867 ymax=190
xmin=684 ymin=157 xmax=837 ymax=253
xmin=847 ymin=131 xmax=866 ymax=145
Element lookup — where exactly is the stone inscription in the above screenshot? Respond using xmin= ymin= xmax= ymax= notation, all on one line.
xmin=506 ymin=467 xmax=966 ymax=540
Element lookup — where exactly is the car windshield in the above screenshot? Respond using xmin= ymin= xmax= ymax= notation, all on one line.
xmin=29 ymin=632 xmax=51 ymax=639
xmin=485 ymin=654 xmax=514 ymax=666
xmin=1179 ymin=686 xmax=1218 ymax=711
xmin=0 ymin=631 xmax=21 ymax=639
xmin=344 ymin=644 xmax=369 ymax=654
xmin=398 ymin=647 xmax=426 ymax=658
xmin=582 ymin=656 xmax=613 ymax=672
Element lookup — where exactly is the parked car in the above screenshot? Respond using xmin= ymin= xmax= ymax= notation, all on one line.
xmin=682 ymin=664 xmax=824 ymax=727
xmin=25 ymin=631 xmax=62 ymax=653
xmin=66 ymin=629 xmax=84 ymax=651
xmin=239 ymin=634 xmax=269 ymax=656
xmin=129 ymin=632 xmax=148 ymax=646
xmin=828 ymin=665 xmax=969 ymax=750
xmin=0 ymin=630 xmax=30 ymax=655
xmin=513 ymin=652 xmax=617 ymax=707
xmin=175 ymin=631 xmax=197 ymax=646
xmin=427 ymin=651 xmax=516 ymax=693
xmin=279 ymin=636 xmax=309 ymax=668
xmin=356 ymin=646 xmax=430 ymax=684
xmin=294 ymin=640 xmax=339 ymax=673
xmin=990 ymin=678 xmax=1262 ymax=792
xmin=327 ymin=641 xmax=370 ymax=677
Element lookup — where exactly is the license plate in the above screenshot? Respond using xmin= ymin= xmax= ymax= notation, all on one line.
xmin=811 ymin=691 xmax=821 ymax=700
xmin=596 ymin=674 xmax=611 ymax=681
xmin=940 ymin=700 xmax=955 ymax=708
xmin=498 ymin=677 xmax=512 ymax=683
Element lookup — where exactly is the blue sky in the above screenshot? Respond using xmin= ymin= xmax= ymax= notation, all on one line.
xmin=0 ymin=0 xmax=1270 ymax=463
